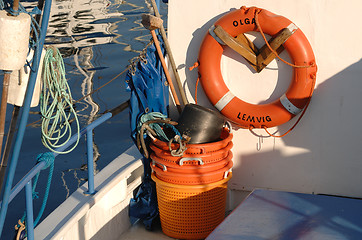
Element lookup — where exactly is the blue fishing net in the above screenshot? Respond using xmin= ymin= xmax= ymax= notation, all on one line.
xmin=126 ymin=36 xmax=169 ymax=144
xmin=125 ymin=34 xmax=169 ymax=230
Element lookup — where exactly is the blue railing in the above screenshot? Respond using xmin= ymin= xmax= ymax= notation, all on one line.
xmin=0 ymin=0 xmax=53 ymax=238
xmin=0 ymin=0 xmax=159 ymax=238
xmin=1 ymin=110 xmax=117 ymax=239
xmin=0 ymin=0 xmax=128 ymax=238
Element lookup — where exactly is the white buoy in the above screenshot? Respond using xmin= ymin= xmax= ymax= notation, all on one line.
xmin=7 ymin=49 xmax=45 ymax=107
xmin=0 ymin=10 xmax=31 ymax=71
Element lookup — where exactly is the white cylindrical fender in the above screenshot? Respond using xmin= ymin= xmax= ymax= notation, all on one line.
xmin=7 ymin=49 xmax=45 ymax=107
xmin=0 ymin=10 xmax=31 ymax=71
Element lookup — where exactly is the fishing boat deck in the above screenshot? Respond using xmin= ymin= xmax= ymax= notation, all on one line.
xmin=120 ymin=188 xmax=362 ymax=240
xmin=207 ymin=189 xmax=362 ymax=240
xmin=119 ymin=220 xmax=173 ymax=240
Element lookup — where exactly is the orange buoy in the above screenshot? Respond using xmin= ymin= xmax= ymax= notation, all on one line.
xmin=198 ymin=6 xmax=317 ymax=128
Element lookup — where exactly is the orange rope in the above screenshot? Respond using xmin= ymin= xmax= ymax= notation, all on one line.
xmin=253 ymin=8 xmax=317 ymax=137
xmin=190 ymin=12 xmax=316 ymax=137
xmin=262 ymin=97 xmax=311 ymax=138
xmin=189 ymin=62 xmax=200 ymax=104
xmin=194 ymin=77 xmax=200 ymax=104
xmin=254 ymin=9 xmax=314 ymax=69
xmin=189 ymin=62 xmax=199 ymax=71
xmin=257 ymin=71 xmax=316 ymax=138
xmin=151 ymin=30 xmax=182 ymax=113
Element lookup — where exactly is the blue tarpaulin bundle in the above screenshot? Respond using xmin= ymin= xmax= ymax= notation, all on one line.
xmin=125 ymin=34 xmax=169 ymax=230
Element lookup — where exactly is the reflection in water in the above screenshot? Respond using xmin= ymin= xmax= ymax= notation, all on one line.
xmin=43 ymin=0 xmax=151 ymax=195
xmin=46 ymin=0 xmax=116 ymax=186
xmin=1 ymin=1 xmax=161 ymax=238
xmin=14 ymin=0 xmax=156 ymax=194
xmin=47 ymin=0 xmax=123 ymax=56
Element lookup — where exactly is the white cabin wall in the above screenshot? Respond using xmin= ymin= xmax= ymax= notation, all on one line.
xmin=167 ymin=0 xmax=362 ymax=198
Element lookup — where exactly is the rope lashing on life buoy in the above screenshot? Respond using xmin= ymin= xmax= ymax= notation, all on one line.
xmin=188 ymin=62 xmax=200 ymax=104
xmin=253 ymin=8 xmax=315 ymax=137
xmin=196 ymin=6 xmax=318 ymax=134
xmin=253 ymin=8 xmax=315 ymax=70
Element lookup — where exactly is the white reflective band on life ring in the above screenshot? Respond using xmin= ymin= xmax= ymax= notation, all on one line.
xmin=214 ymin=91 xmax=235 ymax=111
xmin=198 ymin=7 xmax=317 ymax=128
xmin=287 ymin=23 xmax=298 ymax=35
xmin=280 ymin=93 xmax=303 ymax=115
xmin=208 ymin=25 xmax=225 ymax=45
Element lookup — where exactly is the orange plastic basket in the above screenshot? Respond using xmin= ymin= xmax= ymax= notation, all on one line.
xmin=151 ymin=128 xmax=233 ymax=154
xmin=150 ymin=141 xmax=233 ymax=166
xmin=152 ymin=173 xmax=231 ymax=240
xmin=151 ymin=150 xmax=232 ymax=174
xmin=151 ymin=159 xmax=233 ymax=185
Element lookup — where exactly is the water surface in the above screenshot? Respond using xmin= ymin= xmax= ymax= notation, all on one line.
xmin=1 ymin=0 xmax=168 ymax=238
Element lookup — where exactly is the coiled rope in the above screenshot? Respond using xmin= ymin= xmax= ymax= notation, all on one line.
xmin=25 ymin=40 xmax=157 ymax=129
xmin=40 ymin=47 xmax=80 ymax=154
xmin=15 ymin=152 xmax=55 ymax=239
xmin=137 ymin=112 xmax=180 ymax=142
xmin=136 ymin=113 xmax=180 ymax=158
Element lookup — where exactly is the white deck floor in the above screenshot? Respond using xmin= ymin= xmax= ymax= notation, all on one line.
xmin=119 ymin=220 xmax=174 ymax=240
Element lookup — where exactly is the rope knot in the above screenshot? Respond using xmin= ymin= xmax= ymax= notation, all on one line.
xmin=8 ymin=7 xmax=20 ymax=16
xmin=36 ymin=152 xmax=55 ymax=170
xmin=29 ymin=6 xmax=42 ymax=15
xmin=189 ymin=61 xmax=199 ymax=71
xmin=32 ymin=191 xmax=39 ymax=199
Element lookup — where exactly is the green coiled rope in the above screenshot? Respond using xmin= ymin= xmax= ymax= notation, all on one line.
xmin=40 ymin=47 xmax=80 ymax=154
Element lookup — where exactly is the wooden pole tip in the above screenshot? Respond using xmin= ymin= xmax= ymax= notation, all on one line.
xmin=141 ymin=14 xmax=163 ymax=30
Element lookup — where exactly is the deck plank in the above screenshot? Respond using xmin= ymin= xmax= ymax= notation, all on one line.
xmin=119 ymin=220 xmax=174 ymax=240
xmin=207 ymin=189 xmax=362 ymax=240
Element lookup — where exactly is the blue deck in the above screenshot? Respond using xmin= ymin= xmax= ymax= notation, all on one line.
xmin=206 ymin=189 xmax=362 ymax=240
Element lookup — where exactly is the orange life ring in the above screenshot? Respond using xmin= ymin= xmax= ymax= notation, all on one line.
xmin=198 ymin=6 xmax=317 ymax=129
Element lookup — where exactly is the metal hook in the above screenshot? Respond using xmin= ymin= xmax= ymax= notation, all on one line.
xmin=256 ymin=136 xmax=263 ymax=151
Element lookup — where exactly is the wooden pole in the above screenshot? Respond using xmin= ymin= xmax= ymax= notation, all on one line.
xmin=0 ymin=0 xmax=46 ymax=191
xmin=0 ymin=72 xmax=11 ymax=161
xmin=13 ymin=0 xmax=20 ymax=12
xmin=150 ymin=0 xmax=189 ymax=106
xmin=0 ymin=106 xmax=19 ymax=189
xmin=0 ymin=0 xmax=19 ymax=189
xmin=141 ymin=14 xmax=183 ymax=113
xmin=151 ymin=30 xmax=182 ymax=113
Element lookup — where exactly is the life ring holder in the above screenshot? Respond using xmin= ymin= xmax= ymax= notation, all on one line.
xmin=196 ymin=6 xmax=318 ymax=135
